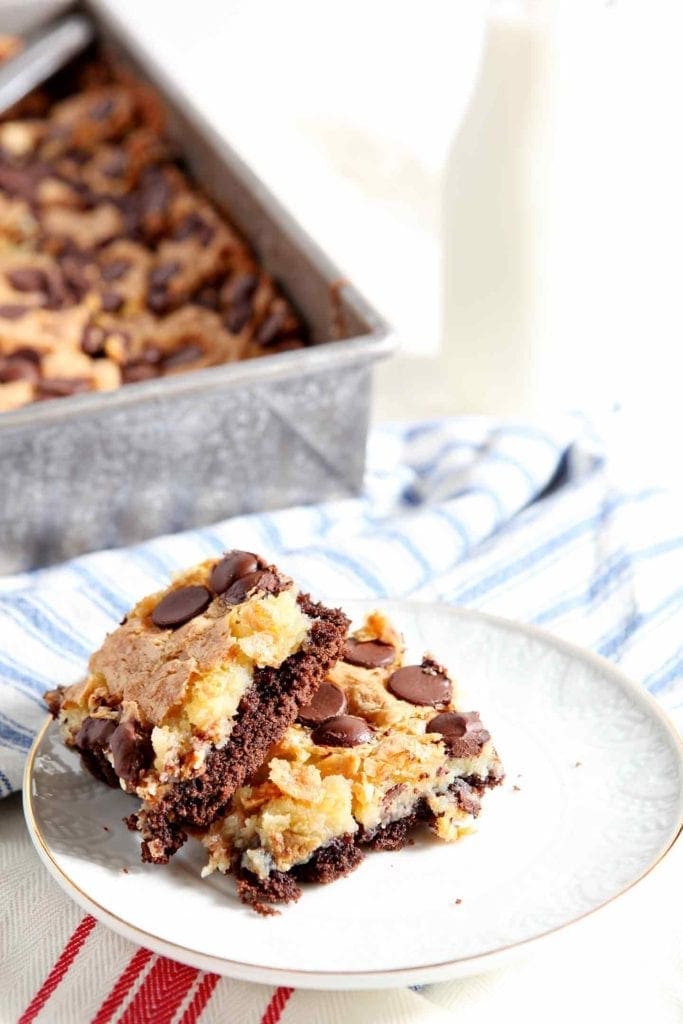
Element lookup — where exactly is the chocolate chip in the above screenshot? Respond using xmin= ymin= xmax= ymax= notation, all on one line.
xmin=151 ymin=584 xmax=212 ymax=628
xmin=140 ymin=345 xmax=163 ymax=364
xmin=150 ymin=262 xmax=180 ymax=289
xmin=225 ymin=301 xmax=252 ymax=334
xmin=342 ymin=638 xmax=395 ymax=669
xmin=0 ymin=304 xmax=28 ymax=319
xmin=101 ymin=259 xmax=130 ymax=282
xmin=172 ymin=212 xmax=214 ymax=245
xmin=426 ymin=712 xmax=490 ymax=758
xmin=0 ymin=355 xmax=40 ymax=384
xmin=223 ymin=273 xmax=259 ymax=333
xmin=11 ymin=346 xmax=40 ymax=364
xmin=90 ymin=97 xmax=115 ymax=121
xmin=110 ymin=720 xmax=153 ymax=784
xmin=41 ymin=275 xmax=68 ymax=311
xmin=75 ymin=716 xmax=117 ymax=751
xmin=122 ymin=361 xmax=160 ymax=383
xmin=223 ymin=272 xmax=259 ymax=306
xmin=35 ymin=377 xmax=91 ymax=399
xmin=147 ymin=288 xmax=171 ymax=314
xmin=64 ymin=146 xmax=90 ymax=166
xmin=0 ymin=162 xmax=48 ymax=201
xmin=299 ymin=683 xmax=347 ymax=726
xmin=100 ymin=291 xmax=123 ymax=313
xmin=311 ymin=714 xmax=374 ymax=747
xmin=81 ymin=322 xmax=107 ymax=356
xmin=256 ymin=308 xmax=286 ymax=346
xmin=103 ymin=150 xmax=126 ymax=178
xmin=387 ymin=664 xmax=451 ymax=707
xmin=173 ymin=212 xmax=204 ymax=240
xmin=222 ymin=570 xmax=280 ymax=606
xmin=139 ymin=171 xmax=171 ymax=224
xmin=60 ymin=256 xmax=91 ymax=298
xmin=161 ymin=342 xmax=204 ymax=371
xmin=7 ymin=267 xmax=48 ymax=293
xmin=210 ymin=550 xmax=261 ymax=594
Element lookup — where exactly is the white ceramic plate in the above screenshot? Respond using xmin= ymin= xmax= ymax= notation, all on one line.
xmin=24 ymin=601 xmax=683 ymax=990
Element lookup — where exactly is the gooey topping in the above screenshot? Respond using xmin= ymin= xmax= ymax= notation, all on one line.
xmin=56 ymin=550 xmax=311 ymax=792
xmin=203 ymin=613 xmax=497 ymax=880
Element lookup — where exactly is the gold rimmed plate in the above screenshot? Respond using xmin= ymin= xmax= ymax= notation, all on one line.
xmin=24 ymin=601 xmax=683 ymax=990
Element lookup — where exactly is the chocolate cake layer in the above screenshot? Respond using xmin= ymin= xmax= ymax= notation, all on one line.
xmin=233 ymin=773 xmax=502 ymax=914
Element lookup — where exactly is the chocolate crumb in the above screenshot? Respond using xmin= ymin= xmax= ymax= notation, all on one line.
xmin=512 ymin=784 xmax=521 ymax=792
xmin=454 ymin=898 xmax=462 ymax=905
xmin=574 ymin=761 xmax=583 ymax=768
xmin=122 ymin=867 xmax=129 ymax=874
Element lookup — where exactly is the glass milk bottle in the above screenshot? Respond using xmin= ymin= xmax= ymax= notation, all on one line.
xmin=442 ymin=0 xmax=683 ymax=421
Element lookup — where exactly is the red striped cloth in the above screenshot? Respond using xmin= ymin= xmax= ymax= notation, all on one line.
xmin=19 ymin=913 xmax=292 ymax=1024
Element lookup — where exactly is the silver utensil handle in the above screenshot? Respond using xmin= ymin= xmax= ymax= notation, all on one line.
xmin=0 ymin=14 xmax=94 ymax=117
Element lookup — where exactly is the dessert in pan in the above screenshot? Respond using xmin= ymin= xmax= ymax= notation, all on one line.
xmin=0 ymin=58 xmax=307 ymax=413
xmin=45 ymin=551 xmax=348 ymax=863
xmin=201 ymin=611 xmax=504 ymax=912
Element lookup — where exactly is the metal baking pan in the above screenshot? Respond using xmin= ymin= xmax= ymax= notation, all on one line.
xmin=0 ymin=7 xmax=394 ymax=573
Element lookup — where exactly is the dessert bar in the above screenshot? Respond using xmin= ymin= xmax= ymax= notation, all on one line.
xmin=45 ymin=550 xmax=347 ymax=862
xmin=201 ymin=612 xmax=504 ymax=912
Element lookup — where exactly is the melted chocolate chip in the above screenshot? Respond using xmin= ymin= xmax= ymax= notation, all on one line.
xmin=139 ymin=172 xmax=171 ymax=225
xmin=7 ymin=267 xmax=48 ymax=293
xmin=100 ymin=291 xmax=123 ymax=313
xmin=151 ymin=585 xmax=212 ymax=629
xmin=90 ymin=97 xmax=115 ymax=121
xmin=298 ymin=682 xmax=347 ymax=726
xmin=149 ymin=261 xmax=180 ymax=288
xmin=75 ymin=716 xmax=117 ymax=751
xmin=225 ymin=301 xmax=252 ymax=334
xmin=147 ymin=288 xmax=171 ymax=314
xmin=161 ymin=342 xmax=204 ymax=371
xmin=0 ymin=355 xmax=40 ymax=384
xmin=12 ymin=346 xmax=40 ymax=364
xmin=81 ymin=322 xmax=107 ymax=356
xmin=61 ymin=256 xmax=91 ymax=298
xmin=311 ymin=714 xmax=374 ymax=747
xmin=0 ymin=304 xmax=28 ymax=319
xmin=101 ymin=258 xmax=130 ymax=282
xmin=223 ymin=273 xmax=258 ymax=333
xmin=342 ymin=638 xmax=395 ymax=669
xmin=222 ymin=570 xmax=281 ymax=606
xmin=210 ymin=550 xmax=261 ymax=594
xmin=426 ymin=712 xmax=490 ymax=758
xmin=110 ymin=720 xmax=153 ymax=784
xmin=256 ymin=309 xmax=286 ymax=346
xmin=35 ymin=377 xmax=91 ymax=399
xmin=103 ymin=150 xmax=126 ymax=178
xmin=172 ymin=212 xmax=214 ymax=246
xmin=223 ymin=272 xmax=258 ymax=306
xmin=387 ymin=664 xmax=451 ymax=707
xmin=122 ymin=361 xmax=160 ymax=383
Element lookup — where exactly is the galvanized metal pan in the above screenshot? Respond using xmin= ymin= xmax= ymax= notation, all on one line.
xmin=0 ymin=6 xmax=394 ymax=573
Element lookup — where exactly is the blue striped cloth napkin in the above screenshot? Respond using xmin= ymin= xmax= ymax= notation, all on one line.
xmin=1 ymin=414 xmax=681 ymax=795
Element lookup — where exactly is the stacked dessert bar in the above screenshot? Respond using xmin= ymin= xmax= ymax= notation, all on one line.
xmin=46 ymin=552 xmax=503 ymax=911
